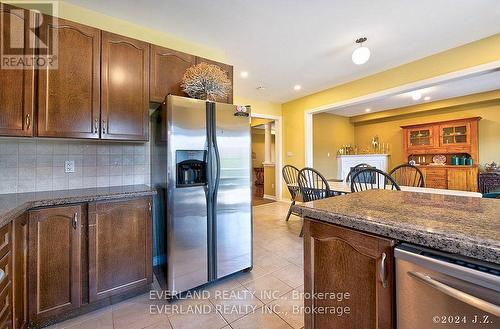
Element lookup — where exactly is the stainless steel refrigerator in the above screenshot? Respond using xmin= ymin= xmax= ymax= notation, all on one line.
xmin=151 ymin=95 xmax=253 ymax=295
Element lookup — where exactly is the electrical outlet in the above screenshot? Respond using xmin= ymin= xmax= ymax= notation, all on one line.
xmin=65 ymin=160 xmax=75 ymax=173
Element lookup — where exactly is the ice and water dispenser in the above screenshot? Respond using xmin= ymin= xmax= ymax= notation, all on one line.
xmin=176 ymin=150 xmax=207 ymax=187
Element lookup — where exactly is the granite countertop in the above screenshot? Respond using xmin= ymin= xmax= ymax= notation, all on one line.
xmin=0 ymin=185 xmax=156 ymax=228
xmin=293 ymin=190 xmax=500 ymax=264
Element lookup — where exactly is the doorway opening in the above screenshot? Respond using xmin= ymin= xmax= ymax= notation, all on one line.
xmin=250 ymin=114 xmax=282 ymax=206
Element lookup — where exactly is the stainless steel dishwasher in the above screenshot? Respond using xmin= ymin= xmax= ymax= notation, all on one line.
xmin=395 ymin=244 xmax=500 ymax=329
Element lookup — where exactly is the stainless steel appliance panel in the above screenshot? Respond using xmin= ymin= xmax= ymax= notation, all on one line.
xmin=214 ymin=103 xmax=252 ymax=277
xmin=396 ymin=244 xmax=500 ymax=329
xmin=167 ymin=95 xmax=209 ymax=293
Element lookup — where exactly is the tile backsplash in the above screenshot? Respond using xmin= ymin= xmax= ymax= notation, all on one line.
xmin=0 ymin=139 xmax=150 ymax=194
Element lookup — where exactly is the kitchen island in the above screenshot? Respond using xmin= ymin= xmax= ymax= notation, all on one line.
xmin=293 ymin=190 xmax=499 ymax=328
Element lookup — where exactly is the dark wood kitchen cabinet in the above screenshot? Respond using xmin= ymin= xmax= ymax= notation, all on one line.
xmin=12 ymin=214 xmax=28 ymax=329
xmin=304 ymin=219 xmax=395 ymax=329
xmin=28 ymin=205 xmax=84 ymax=323
xmin=37 ymin=16 xmax=101 ymax=139
xmin=0 ymin=5 xmax=35 ymax=137
xmin=88 ymin=197 xmax=152 ymax=302
xmin=101 ymin=32 xmax=150 ymax=141
xmin=195 ymin=57 xmax=233 ymax=104
xmin=0 ymin=223 xmax=12 ymax=329
xmin=150 ymin=45 xmax=195 ymax=103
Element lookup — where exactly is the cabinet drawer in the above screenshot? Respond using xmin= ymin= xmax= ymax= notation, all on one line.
xmin=426 ymin=179 xmax=447 ymax=189
xmin=424 ymin=169 xmax=447 ymax=180
xmin=0 ymin=226 xmax=10 ymax=260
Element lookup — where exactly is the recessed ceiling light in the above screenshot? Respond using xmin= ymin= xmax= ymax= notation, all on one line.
xmin=424 ymin=96 xmax=431 ymax=101
xmin=365 ymin=108 xmax=371 ymax=112
xmin=412 ymin=92 xmax=422 ymax=101
xmin=352 ymin=37 xmax=371 ymax=65
xmin=294 ymin=85 xmax=301 ymax=91
xmin=240 ymin=71 xmax=248 ymax=78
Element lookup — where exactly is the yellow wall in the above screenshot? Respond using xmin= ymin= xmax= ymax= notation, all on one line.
xmin=282 ymin=34 xmax=500 ymax=196
xmin=235 ymin=96 xmax=282 ymax=117
xmin=251 ymin=129 xmax=265 ymax=168
xmin=264 ymin=165 xmax=276 ymax=197
xmin=353 ymin=100 xmax=500 ymax=169
xmin=313 ymin=113 xmax=355 ymax=179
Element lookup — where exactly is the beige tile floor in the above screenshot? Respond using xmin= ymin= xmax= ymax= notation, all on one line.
xmin=49 ymin=202 xmax=304 ymax=329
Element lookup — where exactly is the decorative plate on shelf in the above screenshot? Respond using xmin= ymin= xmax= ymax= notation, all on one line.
xmin=432 ymin=154 xmax=447 ymax=165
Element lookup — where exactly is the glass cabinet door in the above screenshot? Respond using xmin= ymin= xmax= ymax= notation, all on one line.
xmin=408 ymin=128 xmax=432 ymax=147
xmin=441 ymin=124 xmax=469 ymax=145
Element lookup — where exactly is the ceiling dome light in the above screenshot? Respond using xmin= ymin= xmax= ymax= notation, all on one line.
xmin=412 ymin=92 xmax=422 ymax=101
xmin=365 ymin=108 xmax=371 ymax=112
xmin=352 ymin=37 xmax=371 ymax=65
xmin=294 ymin=84 xmax=302 ymax=90
xmin=240 ymin=71 xmax=248 ymax=78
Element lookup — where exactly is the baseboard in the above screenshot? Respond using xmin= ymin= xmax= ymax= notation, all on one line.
xmin=263 ymin=194 xmax=277 ymax=200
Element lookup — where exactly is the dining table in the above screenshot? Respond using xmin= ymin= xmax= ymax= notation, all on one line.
xmin=287 ymin=181 xmax=483 ymax=198
xmin=325 ymin=180 xmax=483 ymax=197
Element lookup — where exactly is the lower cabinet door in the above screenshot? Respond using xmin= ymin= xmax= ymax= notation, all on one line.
xmin=304 ymin=219 xmax=395 ymax=329
xmin=88 ymin=197 xmax=152 ymax=302
xmin=28 ymin=205 xmax=83 ymax=322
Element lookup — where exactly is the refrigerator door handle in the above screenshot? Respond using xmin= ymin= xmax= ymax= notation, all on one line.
xmin=212 ymin=123 xmax=221 ymax=197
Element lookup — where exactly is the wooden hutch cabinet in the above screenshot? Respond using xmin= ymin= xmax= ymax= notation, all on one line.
xmin=402 ymin=117 xmax=480 ymax=192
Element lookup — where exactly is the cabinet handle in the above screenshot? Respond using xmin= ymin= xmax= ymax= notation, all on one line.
xmin=379 ymin=252 xmax=387 ymax=288
xmin=25 ymin=113 xmax=31 ymax=130
xmin=0 ymin=269 xmax=5 ymax=284
xmin=94 ymin=118 xmax=99 ymax=134
xmin=102 ymin=120 xmax=106 ymax=134
xmin=72 ymin=212 xmax=78 ymax=230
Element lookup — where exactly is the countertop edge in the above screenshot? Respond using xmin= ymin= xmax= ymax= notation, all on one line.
xmin=0 ymin=187 xmax=157 ymax=228
xmin=293 ymin=204 xmax=500 ymax=264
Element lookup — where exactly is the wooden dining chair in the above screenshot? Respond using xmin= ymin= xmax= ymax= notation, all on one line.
xmin=389 ymin=164 xmax=425 ymax=187
xmin=351 ymin=168 xmax=401 ymax=192
xmin=282 ymin=165 xmax=301 ymax=221
xmin=297 ymin=168 xmax=337 ymax=236
xmin=345 ymin=163 xmax=373 ymax=182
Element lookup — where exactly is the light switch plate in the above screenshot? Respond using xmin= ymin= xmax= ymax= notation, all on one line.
xmin=65 ymin=160 xmax=75 ymax=173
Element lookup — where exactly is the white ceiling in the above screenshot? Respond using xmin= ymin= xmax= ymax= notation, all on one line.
xmin=326 ymin=69 xmax=500 ymax=117
xmin=67 ymin=0 xmax=500 ymax=103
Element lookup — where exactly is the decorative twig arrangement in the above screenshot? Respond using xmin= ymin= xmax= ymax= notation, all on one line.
xmin=181 ymin=63 xmax=232 ymax=101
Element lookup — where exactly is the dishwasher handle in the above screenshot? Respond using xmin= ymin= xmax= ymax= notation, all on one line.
xmin=408 ymin=271 xmax=500 ymax=317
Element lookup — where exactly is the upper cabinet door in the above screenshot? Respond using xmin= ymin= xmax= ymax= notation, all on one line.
xmin=195 ymin=57 xmax=233 ymax=104
xmin=101 ymin=32 xmax=150 ymax=141
xmin=439 ymin=122 xmax=471 ymax=146
xmin=150 ymin=45 xmax=195 ymax=103
xmin=37 ymin=15 xmax=101 ymax=139
xmin=0 ymin=5 xmax=35 ymax=137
